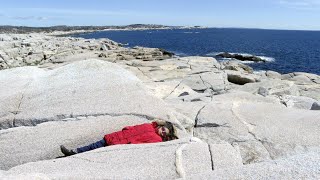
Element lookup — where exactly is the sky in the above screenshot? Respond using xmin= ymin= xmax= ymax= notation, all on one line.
xmin=0 ymin=0 xmax=320 ymax=30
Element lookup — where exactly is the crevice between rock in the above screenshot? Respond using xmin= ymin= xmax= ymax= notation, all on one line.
xmin=189 ymin=71 xmax=212 ymax=75
xmin=3 ymin=113 xmax=159 ymax=130
xmin=194 ymin=105 xmax=206 ymax=129
xmin=199 ymin=75 xmax=210 ymax=90
xmin=164 ymin=80 xmax=182 ymax=99
xmin=12 ymin=93 xmax=24 ymax=127
xmin=208 ymin=144 xmax=215 ymax=171
xmin=11 ymin=82 xmax=32 ymax=128
xmin=136 ymin=66 xmax=152 ymax=80
xmin=196 ymin=123 xmax=231 ymax=128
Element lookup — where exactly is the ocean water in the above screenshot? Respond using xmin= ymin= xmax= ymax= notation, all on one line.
xmin=72 ymin=28 xmax=320 ymax=75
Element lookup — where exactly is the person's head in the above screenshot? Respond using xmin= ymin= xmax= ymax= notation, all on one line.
xmin=156 ymin=121 xmax=178 ymax=141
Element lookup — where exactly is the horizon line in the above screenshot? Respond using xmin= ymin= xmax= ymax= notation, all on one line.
xmin=0 ymin=24 xmax=319 ymax=32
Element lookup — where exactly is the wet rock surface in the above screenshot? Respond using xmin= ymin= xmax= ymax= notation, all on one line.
xmin=0 ymin=33 xmax=320 ymax=179
xmin=216 ymin=52 xmax=266 ymax=62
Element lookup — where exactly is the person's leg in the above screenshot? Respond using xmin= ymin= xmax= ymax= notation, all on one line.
xmin=76 ymin=139 xmax=107 ymax=153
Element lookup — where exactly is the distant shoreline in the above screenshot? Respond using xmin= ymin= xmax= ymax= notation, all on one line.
xmin=52 ymin=26 xmax=209 ymax=36
xmin=0 ymin=24 xmax=208 ymax=35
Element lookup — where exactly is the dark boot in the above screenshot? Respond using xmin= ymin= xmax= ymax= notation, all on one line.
xmin=60 ymin=145 xmax=77 ymax=156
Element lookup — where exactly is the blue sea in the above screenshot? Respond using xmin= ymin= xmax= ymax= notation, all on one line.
xmin=71 ymin=28 xmax=320 ymax=75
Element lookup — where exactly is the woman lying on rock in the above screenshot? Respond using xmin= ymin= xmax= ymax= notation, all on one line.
xmin=60 ymin=120 xmax=178 ymax=156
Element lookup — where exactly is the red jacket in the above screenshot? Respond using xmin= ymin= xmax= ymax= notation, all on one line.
xmin=104 ymin=122 xmax=163 ymax=145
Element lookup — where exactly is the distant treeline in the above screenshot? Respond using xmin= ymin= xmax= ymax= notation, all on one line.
xmin=0 ymin=24 xmax=174 ymax=33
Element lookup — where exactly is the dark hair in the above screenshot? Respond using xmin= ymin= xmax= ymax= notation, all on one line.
xmin=162 ymin=122 xmax=178 ymax=141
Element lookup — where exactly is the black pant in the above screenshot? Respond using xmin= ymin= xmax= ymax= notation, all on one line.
xmin=76 ymin=139 xmax=107 ymax=153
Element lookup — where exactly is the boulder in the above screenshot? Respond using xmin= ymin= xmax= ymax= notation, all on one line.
xmin=181 ymin=56 xmax=221 ymax=71
xmin=282 ymin=72 xmax=320 ymax=85
xmin=182 ymin=71 xmax=228 ymax=93
xmin=225 ymin=70 xmax=260 ymax=85
xmin=298 ymin=86 xmax=320 ymax=101
xmin=279 ymin=95 xmax=319 ymax=110
xmin=236 ymin=79 xmax=300 ymax=96
xmin=220 ymin=60 xmax=253 ymax=73
xmin=311 ymin=102 xmax=320 ymax=110
xmin=216 ymin=52 xmax=266 ymax=62
xmin=265 ymin=70 xmax=282 ymax=79
xmin=159 ymin=48 xmax=174 ymax=57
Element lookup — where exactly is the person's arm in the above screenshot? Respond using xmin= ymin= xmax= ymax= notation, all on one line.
xmin=153 ymin=119 xmax=166 ymax=126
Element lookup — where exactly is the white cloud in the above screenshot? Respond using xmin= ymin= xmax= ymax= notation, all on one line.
xmin=279 ymin=0 xmax=320 ymax=10
xmin=10 ymin=16 xmax=49 ymax=21
xmin=9 ymin=8 xmax=137 ymax=16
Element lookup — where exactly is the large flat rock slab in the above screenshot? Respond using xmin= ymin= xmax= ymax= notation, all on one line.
xmin=0 ymin=59 xmax=185 ymax=129
xmin=194 ymin=91 xmax=320 ymax=163
xmin=183 ymin=151 xmax=320 ymax=180
xmin=6 ymin=140 xmax=212 ymax=179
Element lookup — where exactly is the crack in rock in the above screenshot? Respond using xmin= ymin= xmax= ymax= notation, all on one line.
xmin=12 ymin=82 xmax=31 ymax=127
xmin=196 ymin=123 xmax=231 ymax=128
xmin=136 ymin=66 xmax=152 ymax=80
xmin=199 ymin=75 xmax=210 ymax=90
xmin=12 ymin=93 xmax=24 ymax=127
xmin=208 ymin=144 xmax=215 ymax=170
xmin=2 ymin=113 xmax=158 ymax=129
xmin=194 ymin=105 xmax=206 ymax=128
xmin=164 ymin=80 xmax=182 ymax=99
xmin=189 ymin=71 xmax=212 ymax=75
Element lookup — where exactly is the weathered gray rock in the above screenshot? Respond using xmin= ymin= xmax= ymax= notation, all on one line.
xmin=0 ymin=171 xmax=50 ymax=180
xmin=280 ymin=95 xmax=319 ymax=110
xmin=311 ymin=102 xmax=320 ymax=110
xmin=182 ymin=72 xmax=228 ymax=93
xmin=225 ymin=70 xmax=260 ymax=85
xmin=282 ymin=72 xmax=320 ymax=84
xmin=0 ymin=59 xmax=193 ymax=170
xmin=181 ymin=56 xmax=221 ymax=72
xmin=209 ymin=143 xmax=243 ymax=169
xmin=6 ymin=140 xmax=212 ymax=179
xmin=299 ymin=87 xmax=320 ymax=101
xmin=166 ymin=101 xmax=207 ymax=131
xmin=183 ymin=151 xmax=320 ymax=179
xmin=0 ymin=34 xmax=174 ymax=70
xmin=220 ymin=60 xmax=253 ymax=73
xmin=0 ymin=59 xmax=188 ymax=129
xmin=265 ymin=70 xmax=282 ymax=79
xmin=0 ymin=115 xmax=185 ymax=170
xmin=1 ymin=33 xmax=320 ymax=179
xmin=216 ymin=52 xmax=266 ymax=62
xmin=237 ymin=79 xmax=300 ymax=96
xmin=194 ymin=91 xmax=320 ymax=163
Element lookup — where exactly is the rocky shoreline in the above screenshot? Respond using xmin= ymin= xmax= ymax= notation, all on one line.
xmin=0 ymin=33 xmax=319 ymax=179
